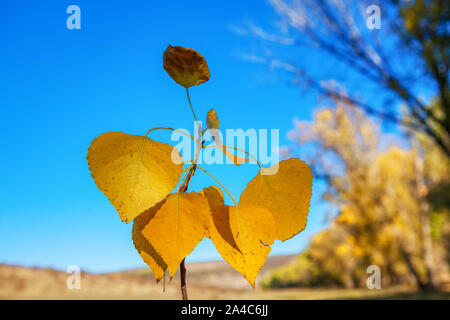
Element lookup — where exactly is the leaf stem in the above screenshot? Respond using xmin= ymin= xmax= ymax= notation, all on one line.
xmin=203 ymin=144 xmax=262 ymax=168
xmin=186 ymin=88 xmax=198 ymax=124
xmin=145 ymin=126 xmax=196 ymax=141
xmin=176 ymin=123 xmax=203 ymax=300
xmin=180 ymin=258 xmax=188 ymax=300
xmin=178 ymin=162 xmax=194 ymax=192
xmin=195 ymin=165 xmax=237 ymax=207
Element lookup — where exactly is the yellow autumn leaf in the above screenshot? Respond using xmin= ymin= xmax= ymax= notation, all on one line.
xmin=132 ymin=199 xmax=167 ymax=280
xmin=208 ymin=203 xmax=276 ymax=287
xmin=202 ymin=185 xmax=275 ymax=286
xmin=239 ymin=158 xmax=313 ymax=241
xmin=163 ymin=45 xmax=210 ymax=88
xmin=87 ymin=131 xmax=183 ymax=223
xmin=200 ymin=185 xmax=224 ymax=213
xmin=141 ymin=192 xmax=210 ymax=277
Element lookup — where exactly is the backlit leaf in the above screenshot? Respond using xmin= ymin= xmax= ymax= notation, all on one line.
xmin=239 ymin=158 xmax=313 ymax=241
xmin=200 ymin=185 xmax=224 ymax=213
xmin=163 ymin=45 xmax=210 ymax=88
xmin=208 ymin=204 xmax=276 ymax=287
xmin=132 ymin=199 xmax=167 ymax=280
xmin=87 ymin=131 xmax=183 ymax=223
xmin=141 ymin=192 xmax=210 ymax=277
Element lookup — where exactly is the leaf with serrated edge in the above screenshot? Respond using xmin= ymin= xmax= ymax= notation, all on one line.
xmin=132 ymin=199 xmax=167 ymax=280
xmin=239 ymin=158 xmax=313 ymax=241
xmin=87 ymin=131 xmax=183 ymax=223
xmin=141 ymin=192 xmax=210 ymax=277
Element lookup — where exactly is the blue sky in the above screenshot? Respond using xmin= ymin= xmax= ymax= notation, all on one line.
xmin=0 ymin=1 xmax=333 ymax=273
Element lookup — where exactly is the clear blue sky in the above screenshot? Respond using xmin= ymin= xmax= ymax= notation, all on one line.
xmin=0 ymin=1 xmax=331 ymax=273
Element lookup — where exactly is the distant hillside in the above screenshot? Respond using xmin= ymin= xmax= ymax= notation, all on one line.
xmin=3 ymin=255 xmax=445 ymax=300
xmin=0 ymin=255 xmax=295 ymax=300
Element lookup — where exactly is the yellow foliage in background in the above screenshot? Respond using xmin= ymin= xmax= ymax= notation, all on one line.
xmin=265 ymin=99 xmax=449 ymax=290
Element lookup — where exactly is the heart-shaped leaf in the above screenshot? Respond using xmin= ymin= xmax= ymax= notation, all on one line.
xmin=201 ymin=186 xmax=276 ymax=286
xmin=141 ymin=192 xmax=211 ymax=277
xmin=239 ymin=158 xmax=313 ymax=241
xmin=132 ymin=199 xmax=167 ymax=280
xmin=87 ymin=131 xmax=183 ymax=223
xmin=210 ymin=205 xmax=276 ymax=286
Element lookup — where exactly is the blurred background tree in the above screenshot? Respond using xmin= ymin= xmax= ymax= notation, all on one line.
xmin=238 ymin=0 xmax=450 ymax=292
xmin=242 ymin=0 xmax=449 ymax=155
xmin=264 ymin=97 xmax=449 ymax=291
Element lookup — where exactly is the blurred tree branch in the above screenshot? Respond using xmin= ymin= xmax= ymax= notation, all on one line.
xmin=246 ymin=0 xmax=450 ymax=156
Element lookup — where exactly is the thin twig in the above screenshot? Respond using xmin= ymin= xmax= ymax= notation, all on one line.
xmin=177 ymin=122 xmax=203 ymax=300
xmin=196 ymin=165 xmax=237 ymax=207
xmin=180 ymin=258 xmax=188 ymax=300
xmin=145 ymin=126 xmax=196 ymax=141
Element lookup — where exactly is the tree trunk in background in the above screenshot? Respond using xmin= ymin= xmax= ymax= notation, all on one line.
xmin=416 ymin=156 xmax=440 ymax=291
xmin=399 ymin=245 xmax=428 ymax=291
xmin=420 ymin=203 xmax=440 ymax=291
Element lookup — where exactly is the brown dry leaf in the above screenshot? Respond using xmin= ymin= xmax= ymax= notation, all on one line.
xmin=141 ymin=192 xmax=210 ymax=277
xmin=163 ymin=45 xmax=210 ymax=88
xmin=87 ymin=131 xmax=183 ymax=223
xmin=239 ymin=158 xmax=313 ymax=241
xmin=132 ymin=199 xmax=167 ymax=280
xmin=208 ymin=204 xmax=276 ymax=287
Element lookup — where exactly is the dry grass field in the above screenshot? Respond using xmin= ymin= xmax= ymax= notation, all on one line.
xmin=1 ymin=255 xmax=448 ymax=300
